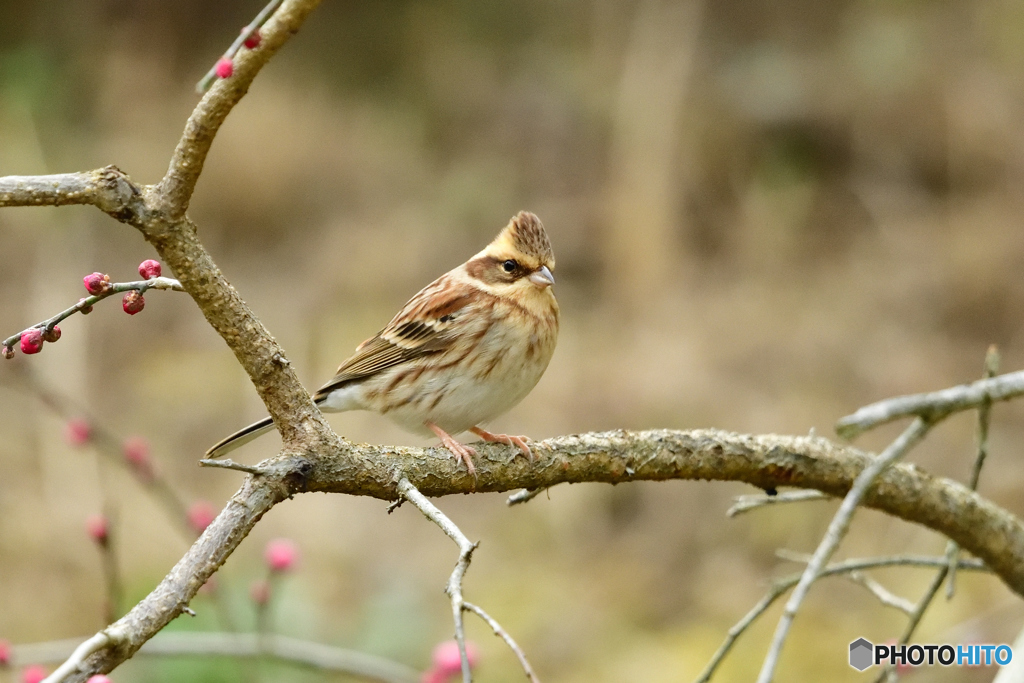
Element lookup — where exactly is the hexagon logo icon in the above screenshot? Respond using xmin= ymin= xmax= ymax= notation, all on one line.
xmin=849 ymin=638 xmax=874 ymax=671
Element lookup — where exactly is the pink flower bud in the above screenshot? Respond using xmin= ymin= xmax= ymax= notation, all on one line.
xmin=86 ymin=514 xmax=109 ymax=545
xmin=0 ymin=638 xmax=10 ymax=665
xmin=250 ymin=579 xmax=271 ymax=605
xmin=65 ymin=418 xmax=92 ymax=446
xmin=83 ymin=272 xmax=110 ymax=295
xmin=42 ymin=326 xmax=61 ymax=343
xmin=215 ymin=58 xmax=234 ymax=79
xmin=138 ymin=259 xmax=162 ymax=279
xmin=21 ymin=664 xmax=47 ymax=683
xmin=122 ymin=437 xmax=154 ymax=482
xmin=87 ymin=676 xmax=112 ymax=683
xmin=20 ymin=330 xmax=43 ymax=355
xmin=264 ymin=538 xmax=299 ymax=572
xmin=432 ymin=640 xmax=479 ymax=675
xmin=78 ymin=298 xmax=94 ymax=314
xmin=420 ymin=671 xmax=444 ymax=683
xmin=122 ymin=291 xmax=145 ymax=315
xmin=188 ymin=501 xmax=217 ymax=534
xmin=2 ymin=346 xmax=14 ymax=360
xmin=242 ymin=29 xmax=262 ymax=49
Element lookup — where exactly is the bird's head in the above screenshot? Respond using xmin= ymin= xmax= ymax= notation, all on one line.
xmin=466 ymin=212 xmax=556 ymax=301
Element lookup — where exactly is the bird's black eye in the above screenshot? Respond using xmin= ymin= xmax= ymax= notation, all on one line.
xmin=502 ymin=259 xmax=518 ymax=273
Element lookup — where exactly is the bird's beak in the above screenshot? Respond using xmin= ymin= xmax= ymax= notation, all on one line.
xmin=528 ymin=265 xmax=555 ymax=288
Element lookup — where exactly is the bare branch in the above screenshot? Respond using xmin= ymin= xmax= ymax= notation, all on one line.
xmin=153 ymin=0 xmax=322 ymax=219
xmin=693 ymin=554 xmax=988 ymax=683
xmin=13 ymin=633 xmax=418 ymax=683
xmin=947 ymin=344 xmax=999 ymax=597
xmin=506 ymin=487 xmax=551 ymax=506
xmin=835 ymin=369 xmax=1024 ymax=440
xmin=398 ymin=478 xmax=478 ymax=683
xmin=22 ymin=421 xmax=1024 ymax=683
xmin=0 ymin=167 xmax=137 ymax=214
xmin=40 ymin=628 xmax=126 ymax=683
xmin=47 ymin=455 xmax=307 ymax=683
xmin=463 ymin=602 xmax=540 ymax=683
xmin=846 ymin=571 xmax=915 ymax=615
xmin=756 ymin=418 xmax=931 ymax=683
xmin=727 ymin=490 xmax=828 ymax=517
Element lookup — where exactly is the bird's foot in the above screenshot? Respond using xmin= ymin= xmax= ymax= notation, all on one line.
xmin=427 ymin=422 xmax=478 ymax=477
xmin=470 ymin=426 xmax=533 ymax=462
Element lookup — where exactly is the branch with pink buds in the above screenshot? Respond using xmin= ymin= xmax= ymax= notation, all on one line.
xmin=2 ymin=260 xmax=182 ymax=359
xmin=195 ymin=0 xmax=282 ymax=93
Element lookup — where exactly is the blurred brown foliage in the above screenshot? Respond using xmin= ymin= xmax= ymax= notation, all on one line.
xmin=2 ymin=0 xmax=1024 ymax=680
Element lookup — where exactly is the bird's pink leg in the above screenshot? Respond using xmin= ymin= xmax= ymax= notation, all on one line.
xmin=427 ymin=421 xmax=477 ymax=477
xmin=470 ymin=426 xmax=533 ymax=461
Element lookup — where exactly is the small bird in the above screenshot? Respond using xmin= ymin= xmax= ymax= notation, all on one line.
xmin=206 ymin=211 xmax=559 ymax=475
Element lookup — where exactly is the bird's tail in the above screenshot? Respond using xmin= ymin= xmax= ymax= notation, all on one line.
xmin=205 ymin=416 xmax=277 ymax=459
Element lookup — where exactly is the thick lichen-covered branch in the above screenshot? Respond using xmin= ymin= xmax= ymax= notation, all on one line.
xmin=56 ymin=427 xmax=1024 ymax=681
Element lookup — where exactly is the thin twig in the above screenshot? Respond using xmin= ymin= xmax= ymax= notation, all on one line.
xmin=195 ymin=0 xmax=286 ymax=94
xmin=846 ymin=572 xmax=915 ymax=615
xmin=40 ymin=627 xmax=126 ymax=683
xmin=835 ymin=369 xmax=1024 ymax=439
xmin=506 ymin=487 xmax=549 ymax=506
xmin=2 ymin=277 xmax=184 ymax=354
xmin=947 ymin=345 xmax=999 ymax=598
xmin=11 ymin=632 xmax=419 ymax=682
xmin=199 ymin=458 xmax=268 ymax=475
xmin=398 ymin=478 xmax=479 ymax=683
xmin=463 ymin=602 xmax=540 ymax=683
xmin=727 ymin=490 xmax=828 ymax=517
xmin=756 ymin=418 xmax=931 ymax=683
xmin=693 ymin=554 xmax=988 ymax=683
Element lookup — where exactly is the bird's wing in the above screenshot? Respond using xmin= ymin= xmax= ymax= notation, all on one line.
xmin=312 ymin=276 xmax=479 ymax=400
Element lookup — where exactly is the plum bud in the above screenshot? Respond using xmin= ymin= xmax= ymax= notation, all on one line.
xmin=138 ymin=259 xmax=162 ymax=279
xmin=215 ymin=58 xmax=234 ymax=79
xmin=42 ymin=326 xmax=61 ymax=343
xmin=83 ymin=273 xmax=110 ymax=295
xmin=122 ymin=291 xmax=145 ymax=315
xmin=20 ymin=330 xmax=43 ymax=355
xmin=243 ymin=29 xmax=262 ymax=49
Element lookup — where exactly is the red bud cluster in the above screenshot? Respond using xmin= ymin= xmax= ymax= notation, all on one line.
xmin=138 ymin=259 xmax=162 ymax=279
xmin=83 ymin=272 xmax=110 ymax=295
xmin=122 ymin=291 xmax=145 ymax=315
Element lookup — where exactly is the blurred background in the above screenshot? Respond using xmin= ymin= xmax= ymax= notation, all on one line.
xmin=3 ymin=0 xmax=1024 ymax=680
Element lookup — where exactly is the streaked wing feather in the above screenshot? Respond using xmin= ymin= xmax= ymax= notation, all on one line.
xmin=312 ymin=277 xmax=477 ymax=399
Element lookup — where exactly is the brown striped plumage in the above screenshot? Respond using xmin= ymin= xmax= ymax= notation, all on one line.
xmin=206 ymin=211 xmax=559 ymax=475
